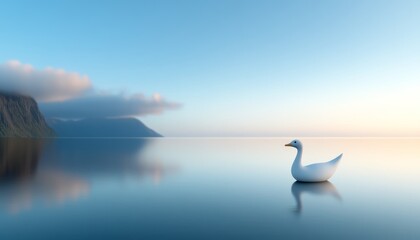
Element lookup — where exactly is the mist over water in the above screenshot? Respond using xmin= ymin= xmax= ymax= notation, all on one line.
xmin=0 ymin=138 xmax=419 ymax=239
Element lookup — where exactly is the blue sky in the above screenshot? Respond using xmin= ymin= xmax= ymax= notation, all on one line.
xmin=1 ymin=0 xmax=419 ymax=136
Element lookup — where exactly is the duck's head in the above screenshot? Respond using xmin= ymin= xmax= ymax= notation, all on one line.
xmin=285 ymin=139 xmax=302 ymax=149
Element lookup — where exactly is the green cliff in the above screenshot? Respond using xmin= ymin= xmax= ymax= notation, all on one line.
xmin=0 ymin=92 xmax=55 ymax=137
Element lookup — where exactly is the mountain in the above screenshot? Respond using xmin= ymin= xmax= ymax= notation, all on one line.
xmin=48 ymin=117 xmax=162 ymax=137
xmin=0 ymin=92 xmax=55 ymax=137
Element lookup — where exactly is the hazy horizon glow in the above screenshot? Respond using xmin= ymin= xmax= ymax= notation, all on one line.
xmin=1 ymin=0 xmax=419 ymax=136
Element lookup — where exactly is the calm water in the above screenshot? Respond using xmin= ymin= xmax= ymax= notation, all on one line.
xmin=0 ymin=138 xmax=419 ymax=239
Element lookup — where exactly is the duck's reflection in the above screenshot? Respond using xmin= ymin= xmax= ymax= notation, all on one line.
xmin=0 ymin=138 xmax=176 ymax=214
xmin=291 ymin=181 xmax=341 ymax=215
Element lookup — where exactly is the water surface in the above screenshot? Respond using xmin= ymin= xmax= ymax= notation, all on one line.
xmin=0 ymin=138 xmax=419 ymax=239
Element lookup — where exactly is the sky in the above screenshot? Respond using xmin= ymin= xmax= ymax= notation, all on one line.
xmin=0 ymin=0 xmax=419 ymax=136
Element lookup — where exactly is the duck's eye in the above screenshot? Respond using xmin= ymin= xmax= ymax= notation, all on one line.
xmin=294 ymin=141 xmax=296 ymax=143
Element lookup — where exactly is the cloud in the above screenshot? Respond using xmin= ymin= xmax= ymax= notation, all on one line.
xmin=0 ymin=60 xmax=92 ymax=102
xmin=0 ymin=60 xmax=180 ymax=118
xmin=40 ymin=93 xmax=181 ymax=118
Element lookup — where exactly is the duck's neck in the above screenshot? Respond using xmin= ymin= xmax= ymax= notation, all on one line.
xmin=292 ymin=147 xmax=303 ymax=168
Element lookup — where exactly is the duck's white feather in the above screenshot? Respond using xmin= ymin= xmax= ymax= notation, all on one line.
xmin=289 ymin=142 xmax=342 ymax=182
xmin=293 ymin=154 xmax=342 ymax=182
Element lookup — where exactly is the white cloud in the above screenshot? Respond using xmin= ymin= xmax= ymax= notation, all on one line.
xmin=0 ymin=60 xmax=92 ymax=102
xmin=0 ymin=60 xmax=180 ymax=118
xmin=40 ymin=93 xmax=181 ymax=118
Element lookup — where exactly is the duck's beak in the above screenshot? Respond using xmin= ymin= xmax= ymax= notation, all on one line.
xmin=285 ymin=143 xmax=292 ymax=147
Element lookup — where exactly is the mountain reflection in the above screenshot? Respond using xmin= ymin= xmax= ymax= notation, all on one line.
xmin=0 ymin=138 xmax=175 ymax=214
xmin=291 ymin=181 xmax=341 ymax=215
xmin=42 ymin=139 xmax=176 ymax=179
xmin=0 ymin=138 xmax=43 ymax=181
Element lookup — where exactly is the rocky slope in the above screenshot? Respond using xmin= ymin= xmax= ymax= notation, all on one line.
xmin=0 ymin=92 xmax=55 ymax=137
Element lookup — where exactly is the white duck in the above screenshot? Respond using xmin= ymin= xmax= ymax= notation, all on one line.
xmin=285 ymin=139 xmax=342 ymax=182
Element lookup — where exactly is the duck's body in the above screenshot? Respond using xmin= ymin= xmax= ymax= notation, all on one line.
xmin=286 ymin=140 xmax=342 ymax=182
